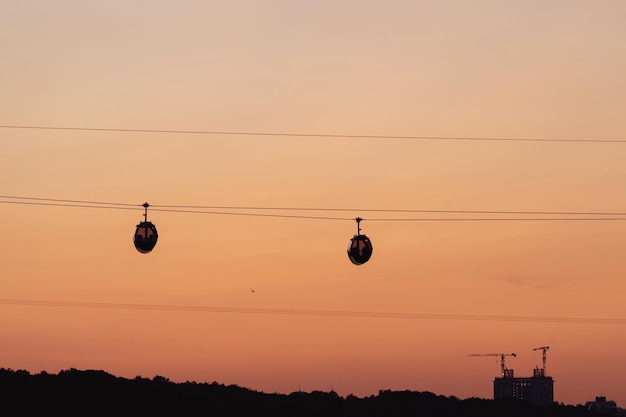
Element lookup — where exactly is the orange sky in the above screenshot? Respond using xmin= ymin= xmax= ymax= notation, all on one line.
xmin=1 ymin=0 xmax=626 ymax=406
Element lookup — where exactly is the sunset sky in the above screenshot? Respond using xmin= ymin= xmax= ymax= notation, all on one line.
xmin=1 ymin=0 xmax=626 ymax=406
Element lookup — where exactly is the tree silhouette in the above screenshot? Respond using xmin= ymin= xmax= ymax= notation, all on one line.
xmin=0 ymin=367 xmax=596 ymax=417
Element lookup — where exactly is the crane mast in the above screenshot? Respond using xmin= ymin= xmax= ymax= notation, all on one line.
xmin=533 ymin=346 xmax=550 ymax=377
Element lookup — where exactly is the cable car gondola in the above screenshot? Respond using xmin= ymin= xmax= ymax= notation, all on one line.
xmin=347 ymin=217 xmax=372 ymax=265
xmin=133 ymin=202 xmax=158 ymax=254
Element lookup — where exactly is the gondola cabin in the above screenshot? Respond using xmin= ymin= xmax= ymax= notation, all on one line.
xmin=134 ymin=221 xmax=158 ymax=254
xmin=133 ymin=202 xmax=158 ymax=254
xmin=347 ymin=234 xmax=373 ymax=265
xmin=347 ymin=217 xmax=372 ymax=265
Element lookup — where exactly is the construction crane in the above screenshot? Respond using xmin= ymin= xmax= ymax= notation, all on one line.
xmin=469 ymin=353 xmax=517 ymax=378
xmin=533 ymin=346 xmax=550 ymax=377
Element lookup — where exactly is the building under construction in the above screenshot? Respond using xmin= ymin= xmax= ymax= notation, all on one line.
xmin=493 ymin=366 xmax=554 ymax=406
xmin=471 ymin=346 xmax=554 ymax=406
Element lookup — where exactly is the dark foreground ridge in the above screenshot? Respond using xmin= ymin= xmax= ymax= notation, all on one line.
xmin=0 ymin=367 xmax=595 ymax=416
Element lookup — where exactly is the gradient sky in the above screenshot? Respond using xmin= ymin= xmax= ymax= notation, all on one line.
xmin=1 ymin=0 xmax=626 ymax=407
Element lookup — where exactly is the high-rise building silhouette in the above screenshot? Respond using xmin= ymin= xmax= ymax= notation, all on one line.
xmin=493 ymin=346 xmax=554 ymax=406
xmin=470 ymin=347 xmax=554 ymax=406
xmin=493 ymin=367 xmax=554 ymax=406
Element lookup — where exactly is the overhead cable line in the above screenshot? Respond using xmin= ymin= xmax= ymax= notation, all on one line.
xmin=3 ymin=195 xmax=626 ymax=221
xmin=1 ymin=124 xmax=625 ymax=143
xmin=0 ymin=200 xmax=348 ymax=221
xmin=0 ymin=195 xmax=138 ymax=207
xmin=4 ymin=195 xmax=626 ymax=216
xmin=153 ymin=204 xmax=626 ymax=217
xmin=0 ymin=298 xmax=624 ymax=325
xmin=0 ymin=200 xmax=140 ymax=213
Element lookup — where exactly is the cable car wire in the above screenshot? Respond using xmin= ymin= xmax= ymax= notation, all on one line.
xmin=0 ymin=200 xmax=348 ymax=221
xmin=0 ymin=298 xmax=624 ymax=325
xmin=3 ymin=195 xmax=626 ymax=222
xmin=0 ymin=195 xmax=139 ymax=207
xmin=7 ymin=194 xmax=626 ymax=216
xmin=0 ymin=200 xmax=140 ymax=213
xmin=153 ymin=204 xmax=626 ymax=217
xmin=1 ymin=124 xmax=626 ymax=144
xmin=151 ymin=207 xmax=347 ymax=220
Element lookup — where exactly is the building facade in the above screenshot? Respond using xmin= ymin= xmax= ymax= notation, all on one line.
xmin=493 ymin=369 xmax=554 ymax=406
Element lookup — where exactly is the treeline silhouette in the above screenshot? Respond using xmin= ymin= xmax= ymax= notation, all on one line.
xmin=0 ymin=367 xmax=594 ymax=416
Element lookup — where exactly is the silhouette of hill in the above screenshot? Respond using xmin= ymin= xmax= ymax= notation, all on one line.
xmin=0 ymin=367 xmax=595 ymax=416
